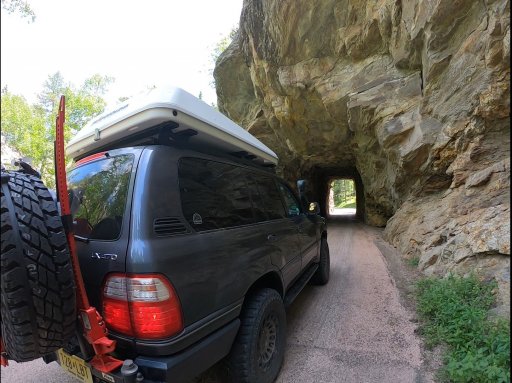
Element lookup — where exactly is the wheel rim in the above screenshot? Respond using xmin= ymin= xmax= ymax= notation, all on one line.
xmin=258 ymin=313 xmax=278 ymax=370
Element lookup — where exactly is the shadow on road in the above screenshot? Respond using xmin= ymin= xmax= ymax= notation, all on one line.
xmin=326 ymin=213 xmax=358 ymax=223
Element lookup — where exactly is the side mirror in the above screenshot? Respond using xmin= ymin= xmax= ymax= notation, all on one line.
xmin=308 ymin=202 xmax=320 ymax=215
xmin=297 ymin=180 xmax=306 ymax=195
xmin=297 ymin=179 xmax=308 ymax=209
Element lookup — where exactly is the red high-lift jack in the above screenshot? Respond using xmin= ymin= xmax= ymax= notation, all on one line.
xmin=54 ymin=96 xmax=124 ymax=373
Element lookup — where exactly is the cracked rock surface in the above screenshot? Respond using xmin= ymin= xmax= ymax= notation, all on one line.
xmin=214 ymin=0 xmax=510 ymax=313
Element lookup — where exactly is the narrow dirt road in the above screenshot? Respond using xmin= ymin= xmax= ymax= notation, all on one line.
xmin=276 ymin=221 xmax=425 ymax=382
xmin=1 ymin=222 xmax=428 ymax=383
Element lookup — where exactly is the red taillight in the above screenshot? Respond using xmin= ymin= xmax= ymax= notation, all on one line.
xmin=130 ymin=301 xmax=183 ymax=338
xmin=103 ymin=296 xmax=132 ymax=335
xmin=102 ymin=273 xmax=183 ymax=339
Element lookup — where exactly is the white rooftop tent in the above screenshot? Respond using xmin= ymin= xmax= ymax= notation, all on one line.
xmin=66 ymin=86 xmax=278 ymax=166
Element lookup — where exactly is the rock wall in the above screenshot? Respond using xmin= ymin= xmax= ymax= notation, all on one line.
xmin=214 ymin=0 xmax=510 ymax=313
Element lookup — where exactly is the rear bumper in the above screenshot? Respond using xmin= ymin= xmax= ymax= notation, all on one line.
xmin=135 ymin=319 xmax=239 ymax=382
xmin=48 ymin=319 xmax=239 ymax=383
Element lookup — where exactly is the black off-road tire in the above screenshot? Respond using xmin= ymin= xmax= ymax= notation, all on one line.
xmin=1 ymin=171 xmax=76 ymax=362
xmin=311 ymin=237 xmax=330 ymax=285
xmin=225 ymin=288 xmax=286 ymax=383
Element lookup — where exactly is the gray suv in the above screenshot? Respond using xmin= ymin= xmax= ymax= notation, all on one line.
xmin=57 ymin=143 xmax=329 ymax=383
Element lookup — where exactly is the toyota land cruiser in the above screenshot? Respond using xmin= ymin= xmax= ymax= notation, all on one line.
xmin=49 ymin=87 xmax=330 ymax=383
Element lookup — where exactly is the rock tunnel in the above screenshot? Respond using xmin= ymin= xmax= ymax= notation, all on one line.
xmin=310 ymin=166 xmax=364 ymax=222
xmin=213 ymin=0 xmax=511 ymax=310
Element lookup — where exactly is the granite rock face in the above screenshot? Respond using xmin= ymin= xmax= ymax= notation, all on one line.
xmin=214 ymin=0 xmax=510 ymax=313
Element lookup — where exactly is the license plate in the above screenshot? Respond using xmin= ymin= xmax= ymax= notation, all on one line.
xmin=57 ymin=348 xmax=93 ymax=383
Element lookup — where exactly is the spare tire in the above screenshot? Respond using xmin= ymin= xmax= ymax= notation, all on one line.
xmin=1 ymin=171 xmax=76 ymax=362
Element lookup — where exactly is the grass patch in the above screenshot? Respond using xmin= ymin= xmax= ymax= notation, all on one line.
xmin=336 ymin=198 xmax=356 ymax=208
xmin=407 ymin=256 xmax=420 ymax=267
xmin=416 ymin=274 xmax=510 ymax=382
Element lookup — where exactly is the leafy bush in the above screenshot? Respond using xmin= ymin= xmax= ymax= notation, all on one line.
xmin=416 ymin=275 xmax=510 ymax=383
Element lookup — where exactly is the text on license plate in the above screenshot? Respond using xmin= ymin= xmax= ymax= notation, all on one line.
xmin=57 ymin=348 xmax=93 ymax=383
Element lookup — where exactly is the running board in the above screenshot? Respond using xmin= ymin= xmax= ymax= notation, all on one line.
xmin=284 ymin=263 xmax=318 ymax=308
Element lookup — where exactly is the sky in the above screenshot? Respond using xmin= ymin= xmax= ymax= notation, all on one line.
xmin=1 ymin=0 xmax=243 ymax=107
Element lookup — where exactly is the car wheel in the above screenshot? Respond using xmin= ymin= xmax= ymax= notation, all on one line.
xmin=225 ymin=288 xmax=286 ymax=383
xmin=311 ymin=237 xmax=330 ymax=285
xmin=1 ymin=171 xmax=76 ymax=362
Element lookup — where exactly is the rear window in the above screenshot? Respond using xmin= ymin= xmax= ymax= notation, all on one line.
xmin=67 ymin=154 xmax=134 ymax=240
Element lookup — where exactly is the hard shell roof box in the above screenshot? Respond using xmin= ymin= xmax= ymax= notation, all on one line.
xmin=66 ymin=86 xmax=278 ymax=166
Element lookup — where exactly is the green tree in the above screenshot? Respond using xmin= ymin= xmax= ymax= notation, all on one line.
xmin=1 ymin=73 xmax=114 ymax=187
xmin=1 ymin=90 xmax=47 ymax=170
xmin=1 ymin=0 xmax=35 ymax=22
xmin=37 ymin=72 xmax=66 ymax=113
xmin=211 ymin=26 xmax=238 ymax=64
xmin=331 ymin=179 xmax=355 ymax=207
xmin=38 ymin=72 xmax=113 ymax=139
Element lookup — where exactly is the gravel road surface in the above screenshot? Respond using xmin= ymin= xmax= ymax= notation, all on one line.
xmin=275 ymin=221 xmax=426 ymax=382
xmin=1 ymin=221 xmax=429 ymax=383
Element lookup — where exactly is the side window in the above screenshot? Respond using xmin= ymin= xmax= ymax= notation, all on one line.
xmin=277 ymin=182 xmax=301 ymax=217
xmin=245 ymin=176 xmax=268 ymax=222
xmin=247 ymin=174 xmax=286 ymax=221
xmin=178 ymin=158 xmax=255 ymax=231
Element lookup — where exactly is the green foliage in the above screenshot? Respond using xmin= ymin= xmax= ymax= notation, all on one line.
xmin=1 ymin=72 xmax=113 ymax=187
xmin=416 ymin=275 xmax=510 ymax=382
xmin=331 ymin=179 xmax=356 ymax=207
xmin=211 ymin=26 xmax=238 ymax=64
xmin=38 ymin=72 xmax=113 ymax=138
xmin=1 ymin=90 xmax=47 ymax=171
xmin=338 ymin=199 xmax=356 ymax=209
xmin=406 ymin=256 xmax=420 ymax=267
xmin=1 ymin=0 xmax=36 ymax=22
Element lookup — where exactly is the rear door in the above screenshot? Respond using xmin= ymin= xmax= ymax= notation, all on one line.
xmin=67 ymin=149 xmax=140 ymax=309
xmin=276 ymin=182 xmax=319 ymax=269
xmin=246 ymin=174 xmax=302 ymax=289
xmin=176 ymin=158 xmax=290 ymax=322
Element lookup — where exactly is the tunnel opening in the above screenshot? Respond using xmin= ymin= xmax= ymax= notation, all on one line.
xmin=328 ymin=178 xmax=356 ymax=218
xmin=310 ymin=166 xmax=365 ymax=222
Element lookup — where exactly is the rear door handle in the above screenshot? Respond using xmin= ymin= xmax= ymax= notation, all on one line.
xmin=267 ymin=234 xmax=278 ymax=242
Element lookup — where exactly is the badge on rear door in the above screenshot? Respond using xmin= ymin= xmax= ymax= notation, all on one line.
xmin=91 ymin=252 xmax=118 ymax=261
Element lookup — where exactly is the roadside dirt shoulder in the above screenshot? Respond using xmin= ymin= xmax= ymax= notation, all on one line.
xmin=363 ymin=225 xmax=444 ymax=383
